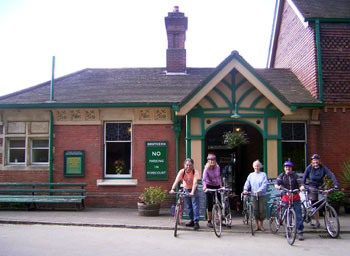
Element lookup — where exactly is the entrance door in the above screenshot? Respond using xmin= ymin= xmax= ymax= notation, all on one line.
xmin=205 ymin=122 xmax=263 ymax=195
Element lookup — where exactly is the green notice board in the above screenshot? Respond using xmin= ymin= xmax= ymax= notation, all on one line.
xmin=64 ymin=150 xmax=85 ymax=177
xmin=145 ymin=141 xmax=168 ymax=180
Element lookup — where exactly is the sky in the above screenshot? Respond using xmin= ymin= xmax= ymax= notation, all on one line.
xmin=0 ymin=0 xmax=276 ymax=97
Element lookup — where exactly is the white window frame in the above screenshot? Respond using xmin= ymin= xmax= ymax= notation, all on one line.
xmin=104 ymin=122 xmax=132 ymax=178
xmin=31 ymin=139 xmax=49 ymax=164
xmin=7 ymin=138 xmax=26 ymax=164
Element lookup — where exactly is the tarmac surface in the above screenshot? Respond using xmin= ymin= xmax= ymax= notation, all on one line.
xmin=1 ymin=207 xmax=350 ymax=234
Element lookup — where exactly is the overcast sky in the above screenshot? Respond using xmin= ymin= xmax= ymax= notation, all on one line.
xmin=0 ymin=0 xmax=276 ymax=96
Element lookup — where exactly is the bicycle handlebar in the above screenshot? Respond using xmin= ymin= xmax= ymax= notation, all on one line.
xmin=204 ymin=188 xmax=231 ymax=193
xmin=280 ymin=187 xmax=300 ymax=194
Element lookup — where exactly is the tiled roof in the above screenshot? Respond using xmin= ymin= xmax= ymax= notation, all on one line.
xmin=0 ymin=68 xmax=214 ymax=105
xmin=292 ymin=0 xmax=350 ymax=19
xmin=0 ymin=66 xmax=319 ymax=107
xmin=255 ymin=68 xmax=320 ymax=104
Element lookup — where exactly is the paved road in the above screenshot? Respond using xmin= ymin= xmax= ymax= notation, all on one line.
xmin=1 ymin=224 xmax=349 ymax=256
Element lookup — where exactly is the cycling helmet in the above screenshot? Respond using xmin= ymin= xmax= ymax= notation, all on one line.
xmin=207 ymin=154 xmax=216 ymax=160
xmin=311 ymin=154 xmax=320 ymax=160
xmin=283 ymin=160 xmax=293 ymax=167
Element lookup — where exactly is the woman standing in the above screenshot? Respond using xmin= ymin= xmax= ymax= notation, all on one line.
xmin=243 ymin=160 xmax=267 ymax=231
xmin=202 ymin=154 xmax=222 ymax=228
xmin=170 ymin=158 xmax=201 ymax=230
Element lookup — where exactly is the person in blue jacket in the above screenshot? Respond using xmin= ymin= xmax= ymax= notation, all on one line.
xmin=243 ymin=160 xmax=267 ymax=231
xmin=302 ymin=154 xmax=339 ymax=229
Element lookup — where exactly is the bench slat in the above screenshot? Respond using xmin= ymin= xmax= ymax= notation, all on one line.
xmin=0 ymin=196 xmax=85 ymax=203
xmin=0 ymin=189 xmax=86 ymax=193
xmin=0 ymin=183 xmax=87 ymax=187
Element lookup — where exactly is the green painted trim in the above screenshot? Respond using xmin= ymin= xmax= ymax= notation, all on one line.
xmin=237 ymin=87 xmax=256 ymax=106
xmin=305 ymin=18 xmax=350 ymax=23
xmin=213 ymin=87 xmax=231 ymax=107
xmin=250 ymin=95 xmax=265 ymax=109
xmin=263 ymin=138 xmax=267 ymax=174
xmin=315 ymin=19 xmax=324 ymax=102
xmin=49 ymin=111 xmax=54 ymax=183
xmin=277 ymin=138 xmax=283 ymax=176
xmin=293 ymin=103 xmax=324 ymax=107
xmin=234 ymin=54 xmax=292 ymax=108
xmin=173 ymin=115 xmax=182 ymax=174
xmin=204 ymin=96 xmax=218 ymax=108
xmin=235 ymin=78 xmax=247 ymax=89
xmin=0 ymin=102 xmax=176 ymax=109
xmin=204 ymin=118 xmax=264 ymax=136
xmin=221 ymin=79 xmax=232 ymax=90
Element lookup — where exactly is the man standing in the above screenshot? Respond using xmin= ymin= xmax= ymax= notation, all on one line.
xmin=302 ymin=154 xmax=339 ymax=228
xmin=275 ymin=161 xmax=305 ymax=240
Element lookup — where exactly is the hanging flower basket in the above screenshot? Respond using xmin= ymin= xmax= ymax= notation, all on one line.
xmin=223 ymin=130 xmax=249 ymax=149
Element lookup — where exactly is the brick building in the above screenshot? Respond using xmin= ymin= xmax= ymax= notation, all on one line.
xmin=0 ymin=1 xmax=349 ymax=207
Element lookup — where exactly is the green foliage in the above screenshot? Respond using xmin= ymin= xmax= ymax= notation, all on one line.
xmin=223 ymin=130 xmax=248 ymax=149
xmin=339 ymin=160 xmax=350 ymax=189
xmin=328 ymin=190 xmax=345 ymax=203
xmin=139 ymin=186 xmax=167 ymax=205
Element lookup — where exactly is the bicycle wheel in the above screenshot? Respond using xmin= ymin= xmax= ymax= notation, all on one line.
xmin=285 ymin=208 xmax=297 ymax=245
xmin=212 ymin=204 xmax=222 ymax=237
xmin=324 ymin=205 xmax=340 ymax=238
xmin=174 ymin=204 xmax=180 ymax=237
xmin=269 ymin=202 xmax=280 ymax=233
xmin=224 ymin=198 xmax=232 ymax=228
xmin=248 ymin=203 xmax=255 ymax=235
xmin=242 ymin=209 xmax=248 ymax=225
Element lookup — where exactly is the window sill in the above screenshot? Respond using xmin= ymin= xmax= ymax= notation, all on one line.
xmin=96 ymin=179 xmax=138 ymax=186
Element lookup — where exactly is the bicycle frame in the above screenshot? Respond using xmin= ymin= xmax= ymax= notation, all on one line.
xmin=173 ymin=190 xmax=189 ymax=237
xmin=301 ymin=187 xmax=340 ymax=238
xmin=205 ymin=188 xmax=232 ymax=237
xmin=240 ymin=192 xmax=255 ymax=235
xmin=269 ymin=188 xmax=299 ymax=245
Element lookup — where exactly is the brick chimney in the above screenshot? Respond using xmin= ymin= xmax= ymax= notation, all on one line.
xmin=165 ymin=6 xmax=188 ymax=73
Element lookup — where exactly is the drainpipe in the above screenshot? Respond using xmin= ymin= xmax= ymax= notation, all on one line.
xmin=49 ymin=110 xmax=54 ymax=183
xmin=315 ymin=19 xmax=324 ymax=102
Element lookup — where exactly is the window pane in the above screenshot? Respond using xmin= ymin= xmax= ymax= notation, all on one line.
xmin=282 ymin=142 xmax=305 ymax=173
xmin=9 ymin=149 xmax=25 ymax=163
xmin=282 ymin=123 xmax=305 ymax=141
xmin=9 ymin=140 xmax=25 ymax=148
xmin=32 ymin=149 xmax=49 ymax=163
xmin=106 ymin=142 xmax=131 ymax=175
xmin=106 ymin=123 xmax=131 ymax=141
xmin=33 ymin=140 xmax=49 ymax=147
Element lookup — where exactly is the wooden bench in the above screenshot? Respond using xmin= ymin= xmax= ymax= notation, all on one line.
xmin=0 ymin=182 xmax=87 ymax=210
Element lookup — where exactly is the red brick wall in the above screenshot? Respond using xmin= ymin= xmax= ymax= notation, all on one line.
xmin=307 ymin=108 xmax=350 ymax=180
xmin=274 ymin=1 xmax=318 ymax=98
xmin=52 ymin=124 xmax=177 ymax=207
xmin=320 ymin=23 xmax=350 ymax=104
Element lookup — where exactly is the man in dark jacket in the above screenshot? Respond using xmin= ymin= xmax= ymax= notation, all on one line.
xmin=302 ymin=154 xmax=339 ymax=228
xmin=275 ymin=160 xmax=304 ymax=241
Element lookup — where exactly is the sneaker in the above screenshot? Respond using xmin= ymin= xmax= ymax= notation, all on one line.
xmin=185 ymin=221 xmax=194 ymax=227
xmin=194 ymin=222 xmax=200 ymax=230
xmin=315 ymin=222 xmax=320 ymax=229
xmin=207 ymin=222 xmax=213 ymax=228
xmin=298 ymin=233 xmax=304 ymax=241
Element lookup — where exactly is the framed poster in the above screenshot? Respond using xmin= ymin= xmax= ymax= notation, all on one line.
xmin=145 ymin=141 xmax=168 ymax=180
xmin=64 ymin=150 xmax=85 ymax=177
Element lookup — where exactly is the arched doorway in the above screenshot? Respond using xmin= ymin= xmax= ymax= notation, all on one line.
xmin=205 ymin=122 xmax=263 ymax=195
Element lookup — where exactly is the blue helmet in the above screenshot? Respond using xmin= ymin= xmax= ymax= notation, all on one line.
xmin=311 ymin=154 xmax=320 ymax=160
xmin=283 ymin=160 xmax=293 ymax=167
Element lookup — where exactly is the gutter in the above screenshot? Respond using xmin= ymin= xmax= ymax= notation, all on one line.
xmin=0 ymin=102 xmax=177 ymax=109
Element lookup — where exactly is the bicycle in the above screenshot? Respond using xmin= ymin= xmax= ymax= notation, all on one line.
xmin=269 ymin=187 xmax=299 ymax=245
xmin=173 ymin=189 xmax=189 ymax=237
xmin=205 ymin=188 xmax=232 ymax=237
xmin=241 ymin=191 xmax=255 ymax=235
xmin=301 ymin=187 xmax=340 ymax=238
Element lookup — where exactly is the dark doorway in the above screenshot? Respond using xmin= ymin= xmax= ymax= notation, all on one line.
xmin=205 ymin=122 xmax=263 ymax=196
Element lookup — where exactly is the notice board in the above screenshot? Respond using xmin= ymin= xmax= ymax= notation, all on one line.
xmin=64 ymin=150 xmax=85 ymax=177
xmin=145 ymin=141 xmax=168 ymax=180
